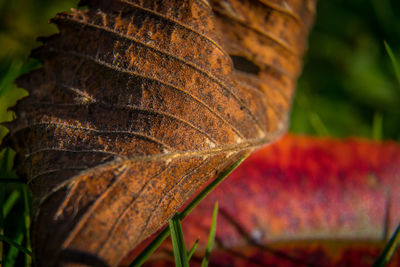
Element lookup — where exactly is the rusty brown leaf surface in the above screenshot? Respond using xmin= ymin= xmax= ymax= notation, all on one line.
xmin=3 ymin=0 xmax=315 ymax=266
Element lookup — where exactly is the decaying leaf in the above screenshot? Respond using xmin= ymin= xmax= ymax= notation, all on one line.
xmin=3 ymin=0 xmax=315 ymax=266
xmin=123 ymin=134 xmax=400 ymax=266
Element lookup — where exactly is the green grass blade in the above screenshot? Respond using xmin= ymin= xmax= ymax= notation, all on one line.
xmin=297 ymin=94 xmax=329 ymax=136
xmin=178 ymin=155 xmax=248 ymax=219
xmin=22 ymin=185 xmax=32 ymax=265
xmin=0 ymin=148 xmax=19 ymax=181
xmin=169 ymin=214 xmax=189 ymax=267
xmin=384 ymin=41 xmax=400 ymax=87
xmin=187 ymin=238 xmax=199 ymax=261
xmin=130 ymin=155 xmax=248 ymax=267
xmin=2 ymin=191 xmax=20 ymax=218
xmin=129 ymin=226 xmax=170 ymax=267
xmin=373 ymin=221 xmax=400 ymax=267
xmin=0 ymin=234 xmax=33 ymax=257
xmin=0 ymin=148 xmax=11 ymax=175
xmin=4 ymin=226 xmax=24 ymax=267
xmin=201 ymin=202 xmax=218 ymax=267
xmin=308 ymin=112 xmax=330 ymax=136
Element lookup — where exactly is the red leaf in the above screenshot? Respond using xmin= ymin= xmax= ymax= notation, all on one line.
xmin=123 ymin=134 xmax=400 ymax=266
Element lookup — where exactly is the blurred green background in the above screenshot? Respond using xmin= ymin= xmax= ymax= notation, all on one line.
xmin=0 ymin=0 xmax=399 ymax=265
xmin=292 ymin=0 xmax=400 ymax=140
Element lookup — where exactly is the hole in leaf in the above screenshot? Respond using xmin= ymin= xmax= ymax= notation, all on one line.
xmin=230 ymin=55 xmax=260 ymax=75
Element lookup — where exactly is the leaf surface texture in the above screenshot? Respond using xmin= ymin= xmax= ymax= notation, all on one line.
xmin=5 ymin=0 xmax=316 ymax=266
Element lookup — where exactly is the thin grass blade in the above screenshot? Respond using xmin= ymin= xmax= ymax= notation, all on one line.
xmin=373 ymin=221 xmax=400 ymax=267
xmin=169 ymin=214 xmax=189 ymax=267
xmin=129 ymin=226 xmax=170 ymax=267
xmin=384 ymin=41 xmax=400 ymax=87
xmin=129 ymin=155 xmax=247 ymax=267
xmin=187 ymin=238 xmax=199 ymax=261
xmin=201 ymin=202 xmax=218 ymax=267
xmin=178 ymin=156 xmax=248 ymax=219
xmin=2 ymin=191 xmax=20 ymax=218
xmin=0 ymin=234 xmax=33 ymax=257
xmin=4 ymin=225 xmax=24 ymax=267
xmin=22 ymin=185 xmax=32 ymax=265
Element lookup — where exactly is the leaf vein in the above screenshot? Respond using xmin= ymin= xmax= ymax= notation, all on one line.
xmin=19 ymin=121 xmax=173 ymax=151
xmin=59 ymin=16 xmax=265 ymax=133
xmin=96 ymin=163 xmax=173 ymax=254
xmin=214 ymin=9 xmax=297 ymax=56
xmin=118 ymin=0 xmax=229 ymax=57
xmin=135 ymin=157 xmax=211 ymax=243
xmin=257 ymin=0 xmax=304 ymax=25
xmin=27 ymin=167 xmax=87 ymax=185
xmin=47 ymin=48 xmax=245 ymax=138
xmin=28 ymin=82 xmax=219 ymax=144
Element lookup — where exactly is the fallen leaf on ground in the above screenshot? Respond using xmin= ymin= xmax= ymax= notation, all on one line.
xmin=2 ymin=0 xmax=316 ymax=266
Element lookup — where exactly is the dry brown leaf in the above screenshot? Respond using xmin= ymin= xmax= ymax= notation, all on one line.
xmin=3 ymin=0 xmax=315 ymax=266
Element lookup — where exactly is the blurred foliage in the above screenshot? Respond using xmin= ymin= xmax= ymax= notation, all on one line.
xmin=0 ymin=0 xmax=79 ymax=61
xmin=0 ymin=1 xmax=78 ymax=265
xmin=0 ymin=0 xmax=79 ymax=141
xmin=291 ymin=0 xmax=400 ymax=140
